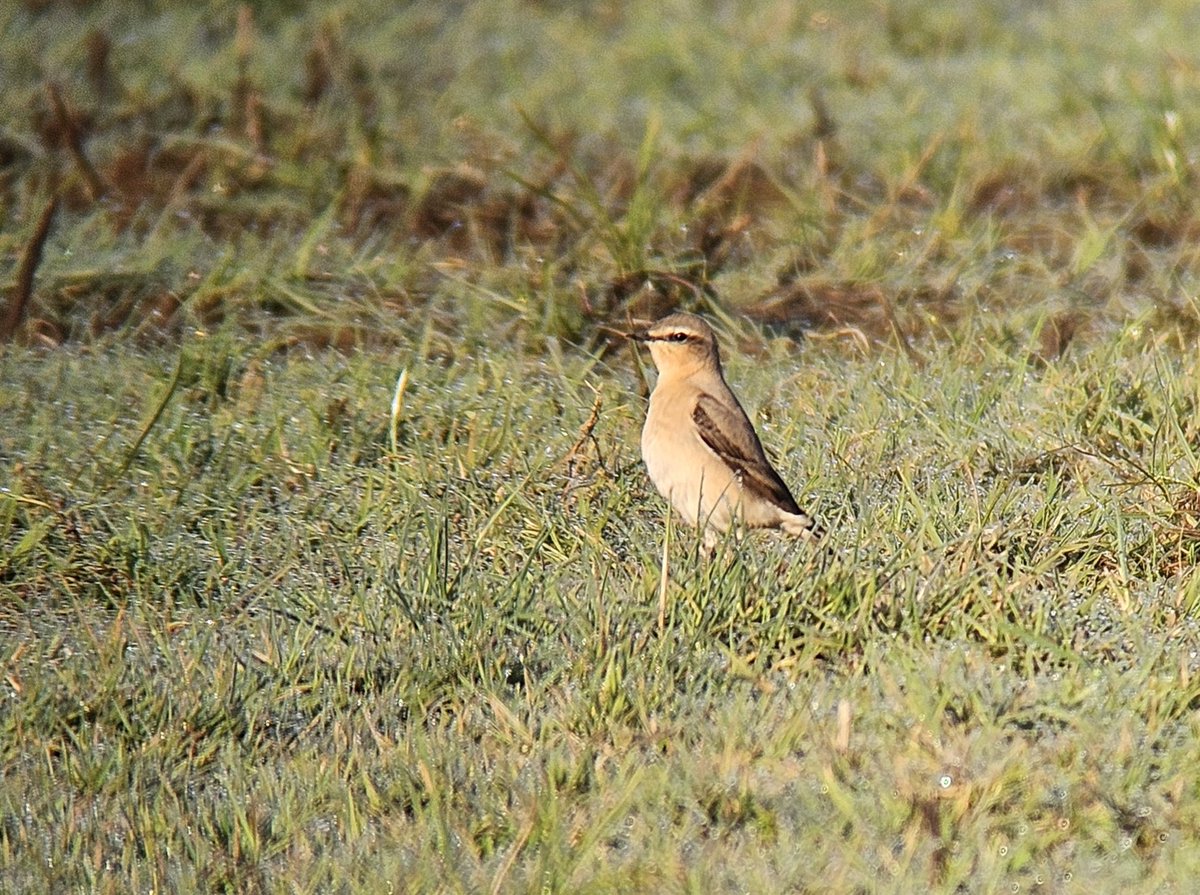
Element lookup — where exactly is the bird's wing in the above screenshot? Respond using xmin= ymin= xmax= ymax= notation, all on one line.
xmin=692 ymin=392 xmax=803 ymax=515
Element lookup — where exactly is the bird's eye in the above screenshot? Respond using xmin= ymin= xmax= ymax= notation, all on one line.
xmin=669 ymin=332 xmax=689 ymax=343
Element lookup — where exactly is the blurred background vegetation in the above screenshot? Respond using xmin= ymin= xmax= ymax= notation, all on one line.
xmin=4 ymin=0 xmax=1200 ymax=349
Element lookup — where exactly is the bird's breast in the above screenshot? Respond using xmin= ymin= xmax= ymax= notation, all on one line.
xmin=642 ymin=387 xmax=739 ymax=528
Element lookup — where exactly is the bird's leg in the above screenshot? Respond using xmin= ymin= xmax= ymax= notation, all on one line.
xmin=657 ymin=507 xmax=671 ymax=633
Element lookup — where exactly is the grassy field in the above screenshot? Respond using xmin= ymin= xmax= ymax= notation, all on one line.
xmin=4 ymin=1 xmax=1200 ymax=892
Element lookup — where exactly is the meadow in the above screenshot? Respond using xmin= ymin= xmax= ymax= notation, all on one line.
xmin=3 ymin=1 xmax=1200 ymax=892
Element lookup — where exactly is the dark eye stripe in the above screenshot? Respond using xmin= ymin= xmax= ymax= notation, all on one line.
xmin=647 ymin=330 xmax=697 ymax=343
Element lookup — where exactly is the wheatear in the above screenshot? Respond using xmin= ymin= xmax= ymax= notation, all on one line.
xmin=633 ymin=312 xmax=820 ymax=548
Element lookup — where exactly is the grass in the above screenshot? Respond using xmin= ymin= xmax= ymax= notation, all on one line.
xmin=4 ymin=1 xmax=1200 ymax=892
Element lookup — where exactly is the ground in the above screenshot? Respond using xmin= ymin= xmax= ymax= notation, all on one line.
xmin=3 ymin=1 xmax=1200 ymax=892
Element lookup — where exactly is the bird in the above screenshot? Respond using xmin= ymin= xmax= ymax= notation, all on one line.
xmin=632 ymin=311 xmax=820 ymax=548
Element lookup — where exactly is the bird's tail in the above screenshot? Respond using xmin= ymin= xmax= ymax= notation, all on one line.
xmin=781 ymin=511 xmax=823 ymax=541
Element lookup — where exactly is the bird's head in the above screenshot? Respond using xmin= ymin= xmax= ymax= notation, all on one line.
xmin=630 ymin=312 xmax=722 ymax=376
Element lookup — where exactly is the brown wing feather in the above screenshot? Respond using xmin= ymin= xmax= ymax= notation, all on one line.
xmin=692 ymin=393 xmax=803 ymax=515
